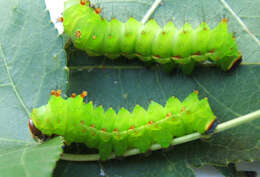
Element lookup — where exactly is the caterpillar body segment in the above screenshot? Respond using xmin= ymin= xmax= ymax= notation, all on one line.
xmin=63 ymin=0 xmax=241 ymax=74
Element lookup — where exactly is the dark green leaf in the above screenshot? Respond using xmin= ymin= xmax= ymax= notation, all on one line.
xmin=0 ymin=0 xmax=67 ymax=176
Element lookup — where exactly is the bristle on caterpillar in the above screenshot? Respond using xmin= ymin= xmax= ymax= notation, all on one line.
xmin=30 ymin=90 xmax=217 ymax=160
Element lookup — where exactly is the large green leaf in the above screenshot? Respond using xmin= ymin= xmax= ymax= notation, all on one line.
xmin=54 ymin=0 xmax=260 ymax=176
xmin=0 ymin=0 xmax=67 ymax=176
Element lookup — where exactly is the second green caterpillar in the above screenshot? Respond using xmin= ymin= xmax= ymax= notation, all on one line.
xmin=63 ymin=0 xmax=242 ymax=74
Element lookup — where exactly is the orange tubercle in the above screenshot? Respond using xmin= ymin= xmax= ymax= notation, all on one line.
xmin=95 ymin=8 xmax=102 ymax=14
xmin=51 ymin=90 xmax=56 ymax=96
xmin=71 ymin=93 xmax=76 ymax=98
xmin=194 ymin=90 xmax=199 ymax=95
xmin=222 ymin=18 xmax=228 ymax=23
xmin=80 ymin=91 xmax=88 ymax=98
xmin=80 ymin=0 xmax=86 ymax=6
xmin=56 ymin=90 xmax=62 ymax=97
xmin=57 ymin=17 xmax=64 ymax=22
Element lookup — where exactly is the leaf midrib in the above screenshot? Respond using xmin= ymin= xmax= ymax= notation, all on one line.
xmin=0 ymin=43 xmax=30 ymax=116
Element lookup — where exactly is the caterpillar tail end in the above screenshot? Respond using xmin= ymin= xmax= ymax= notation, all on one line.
xmin=28 ymin=118 xmax=55 ymax=142
xmin=205 ymin=119 xmax=218 ymax=134
xmin=227 ymin=55 xmax=242 ymax=72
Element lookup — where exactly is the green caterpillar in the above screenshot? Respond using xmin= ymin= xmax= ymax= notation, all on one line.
xmin=29 ymin=90 xmax=217 ymax=160
xmin=62 ymin=0 xmax=242 ymax=74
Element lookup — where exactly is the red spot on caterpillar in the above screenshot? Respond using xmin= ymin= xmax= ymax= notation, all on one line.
xmin=141 ymin=31 xmax=146 ymax=35
xmin=101 ymin=128 xmax=106 ymax=132
xmin=230 ymin=48 xmax=233 ymax=51
xmin=92 ymin=35 xmax=96 ymax=40
xmin=108 ymin=35 xmax=112 ymax=39
xmin=80 ymin=91 xmax=88 ymax=98
xmin=56 ymin=90 xmax=62 ymax=97
xmin=129 ymin=125 xmax=135 ymax=130
xmin=71 ymin=93 xmax=76 ymax=98
xmin=183 ymin=30 xmax=187 ymax=34
xmin=174 ymin=55 xmax=182 ymax=59
xmin=91 ymin=124 xmax=95 ymax=128
xmin=181 ymin=107 xmax=186 ymax=112
xmin=162 ymin=31 xmax=166 ymax=35
xmin=210 ymin=49 xmax=215 ymax=54
xmin=95 ymin=8 xmax=102 ymax=14
xmin=80 ymin=120 xmax=85 ymax=125
xmin=222 ymin=18 xmax=228 ymax=23
xmin=57 ymin=17 xmax=64 ymax=23
xmin=113 ymin=128 xmax=118 ymax=132
xmin=193 ymin=51 xmax=201 ymax=56
xmin=75 ymin=31 xmax=81 ymax=38
xmin=80 ymin=0 xmax=86 ymax=6
xmin=57 ymin=120 xmax=61 ymax=124
xmin=148 ymin=120 xmax=153 ymax=125
xmin=82 ymin=128 xmax=87 ymax=133
xmin=153 ymin=55 xmax=160 ymax=58
xmin=111 ymin=17 xmax=116 ymax=20
xmin=203 ymin=27 xmax=207 ymax=31
xmin=166 ymin=112 xmax=172 ymax=118
xmin=51 ymin=90 xmax=56 ymax=96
